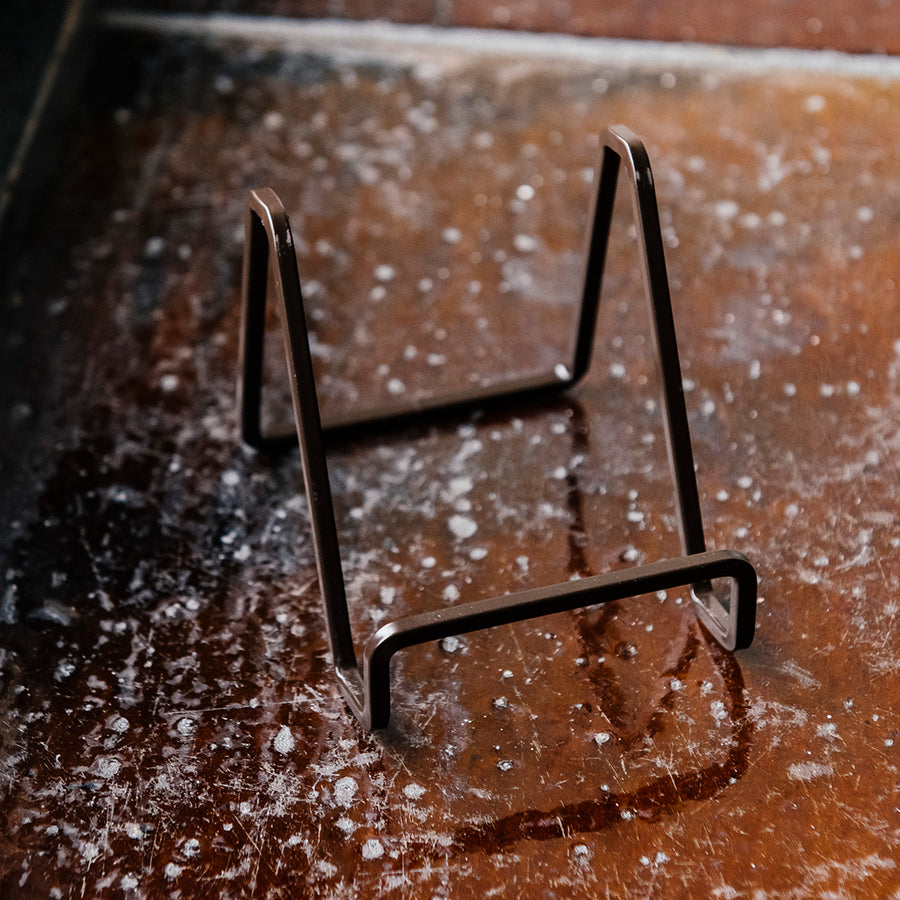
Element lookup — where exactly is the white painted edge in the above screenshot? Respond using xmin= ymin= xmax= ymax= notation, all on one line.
xmin=100 ymin=10 xmax=900 ymax=80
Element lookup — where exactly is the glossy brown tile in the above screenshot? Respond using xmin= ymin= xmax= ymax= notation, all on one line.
xmin=3 ymin=19 xmax=900 ymax=899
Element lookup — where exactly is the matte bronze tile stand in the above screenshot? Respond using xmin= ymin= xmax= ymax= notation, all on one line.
xmin=238 ymin=125 xmax=757 ymax=730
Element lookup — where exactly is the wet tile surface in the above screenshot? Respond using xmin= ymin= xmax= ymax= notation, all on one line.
xmin=3 ymin=18 xmax=900 ymax=898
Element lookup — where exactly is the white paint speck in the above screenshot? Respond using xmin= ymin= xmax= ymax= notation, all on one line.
xmin=816 ymin=722 xmax=838 ymax=739
xmin=421 ymin=556 xmax=437 ymax=569
xmin=497 ymin=760 xmax=514 ymax=772
xmin=857 ymin=206 xmax=874 ymax=223
xmin=79 ymin=842 xmax=100 ymax=864
xmin=386 ymin=378 xmax=406 ymax=395
xmin=443 ymin=584 xmax=460 ymax=602
xmin=710 ymin=701 xmax=728 ymax=721
xmin=594 ymin=732 xmax=611 ymax=746
xmin=222 ymin=470 xmax=240 ymax=487
xmin=96 ymin=756 xmax=121 ymax=778
xmin=362 ymin=839 xmax=384 ymax=860
xmin=55 ymin=659 xmax=76 ymax=681
xmin=215 ymin=74 xmax=234 ymax=94
xmin=403 ymin=783 xmax=426 ymax=800
xmin=374 ymin=264 xmax=395 ymax=281
xmin=176 ymin=717 xmax=197 ymax=736
xmin=469 ymin=547 xmax=488 ymax=561
xmin=516 ymin=184 xmax=535 ymax=201
xmin=234 ymin=544 xmax=251 ymax=562
xmin=448 ymin=515 xmax=478 ymax=539
xmin=513 ymin=234 xmax=538 ymax=253
xmin=273 ymin=725 xmax=295 ymax=755
xmin=660 ymin=71 xmax=677 ymax=89
xmin=446 ymin=475 xmax=472 ymax=499
xmin=441 ymin=636 xmax=462 ymax=653
xmin=334 ymin=776 xmax=358 ymax=807
xmin=160 ymin=374 xmax=179 ymax=393
xmin=454 ymin=437 xmax=483 ymax=464
xmin=121 ymin=874 xmax=139 ymax=891
xmin=263 ymin=110 xmax=285 ymax=130
xmin=788 ymin=761 xmax=833 ymax=781
xmin=164 ymin=863 xmax=182 ymax=879
xmin=442 ymin=227 xmax=462 ymax=244
xmin=714 ymin=200 xmax=739 ymax=220
xmin=804 ymin=94 xmax=826 ymax=113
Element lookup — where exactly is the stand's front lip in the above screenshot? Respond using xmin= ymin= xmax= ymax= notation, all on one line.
xmin=331 ymin=549 xmax=756 ymax=730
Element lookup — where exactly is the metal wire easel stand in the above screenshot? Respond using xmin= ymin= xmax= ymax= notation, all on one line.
xmin=238 ymin=125 xmax=757 ymax=731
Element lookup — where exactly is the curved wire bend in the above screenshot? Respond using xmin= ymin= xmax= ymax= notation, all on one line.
xmin=238 ymin=124 xmax=757 ymax=730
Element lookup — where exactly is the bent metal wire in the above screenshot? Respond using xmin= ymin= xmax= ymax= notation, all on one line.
xmin=237 ymin=124 xmax=757 ymax=731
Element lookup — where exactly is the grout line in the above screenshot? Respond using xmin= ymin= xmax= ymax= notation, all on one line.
xmin=100 ymin=10 xmax=900 ymax=79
